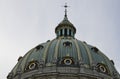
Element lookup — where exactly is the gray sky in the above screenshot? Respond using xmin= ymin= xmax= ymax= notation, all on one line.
xmin=0 ymin=0 xmax=120 ymax=79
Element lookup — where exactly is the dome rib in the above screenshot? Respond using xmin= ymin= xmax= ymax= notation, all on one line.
xmin=72 ymin=39 xmax=82 ymax=61
xmin=77 ymin=41 xmax=90 ymax=66
xmin=42 ymin=40 xmax=54 ymax=65
xmin=54 ymin=39 xmax=61 ymax=60
xmin=82 ymin=42 xmax=93 ymax=68
xmin=46 ymin=39 xmax=57 ymax=64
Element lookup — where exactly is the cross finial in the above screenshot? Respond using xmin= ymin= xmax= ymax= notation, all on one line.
xmin=64 ymin=3 xmax=69 ymax=17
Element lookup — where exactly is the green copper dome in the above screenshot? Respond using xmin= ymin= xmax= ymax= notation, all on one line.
xmin=7 ymin=5 xmax=120 ymax=79
xmin=7 ymin=38 xmax=120 ymax=79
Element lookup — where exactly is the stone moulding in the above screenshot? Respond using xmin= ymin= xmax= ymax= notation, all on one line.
xmin=16 ymin=67 xmax=113 ymax=79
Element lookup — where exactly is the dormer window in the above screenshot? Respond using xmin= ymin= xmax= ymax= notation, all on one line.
xmin=91 ymin=47 xmax=99 ymax=52
xmin=35 ymin=45 xmax=44 ymax=50
xmin=63 ymin=41 xmax=72 ymax=47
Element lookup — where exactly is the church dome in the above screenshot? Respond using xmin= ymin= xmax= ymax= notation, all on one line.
xmin=7 ymin=4 xmax=120 ymax=79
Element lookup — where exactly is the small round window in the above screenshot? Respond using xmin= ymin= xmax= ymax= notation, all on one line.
xmin=61 ymin=56 xmax=74 ymax=66
xmin=96 ymin=63 xmax=108 ymax=73
xmin=25 ymin=61 xmax=39 ymax=71
xmin=99 ymin=65 xmax=107 ymax=73
xmin=64 ymin=58 xmax=72 ymax=65
xmin=29 ymin=62 xmax=36 ymax=70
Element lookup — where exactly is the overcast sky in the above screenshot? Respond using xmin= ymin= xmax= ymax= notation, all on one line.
xmin=0 ymin=0 xmax=120 ymax=79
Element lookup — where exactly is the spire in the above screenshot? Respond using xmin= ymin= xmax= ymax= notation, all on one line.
xmin=64 ymin=3 xmax=69 ymax=18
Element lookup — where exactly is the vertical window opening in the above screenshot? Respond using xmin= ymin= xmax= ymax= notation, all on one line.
xmin=69 ymin=29 xmax=71 ymax=36
xmin=60 ymin=29 xmax=62 ymax=36
xmin=65 ymin=28 xmax=67 ymax=36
